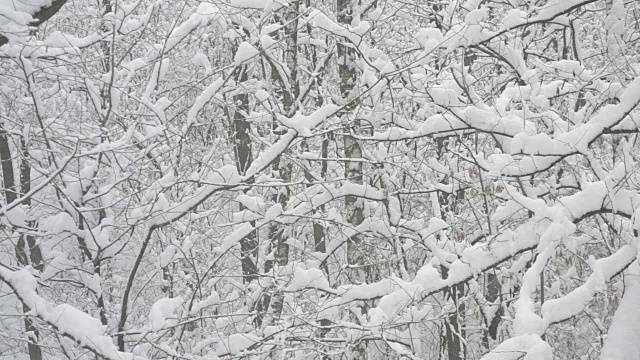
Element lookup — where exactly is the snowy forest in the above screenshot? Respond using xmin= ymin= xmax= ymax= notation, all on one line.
xmin=1 ymin=0 xmax=639 ymax=359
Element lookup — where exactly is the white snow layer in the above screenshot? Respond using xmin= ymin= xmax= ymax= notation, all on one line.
xmin=600 ymin=260 xmax=640 ymax=360
xmin=148 ymin=297 xmax=183 ymax=331
xmin=0 ymin=267 xmax=139 ymax=360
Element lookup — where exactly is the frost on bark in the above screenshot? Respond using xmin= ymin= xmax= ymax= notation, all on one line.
xmin=99 ymin=0 xmax=113 ymax=122
xmin=337 ymin=0 xmax=368 ymax=358
xmin=261 ymin=0 xmax=300 ymax=326
xmin=605 ymin=0 xmax=625 ymax=59
xmin=231 ymin=65 xmax=259 ymax=284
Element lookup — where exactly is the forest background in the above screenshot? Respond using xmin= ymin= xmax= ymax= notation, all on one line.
xmin=1 ymin=0 xmax=640 ymax=359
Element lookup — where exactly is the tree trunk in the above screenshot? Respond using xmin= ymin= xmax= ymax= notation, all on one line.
xmin=0 ymin=126 xmax=17 ymax=205
xmin=231 ymin=65 xmax=259 ymax=285
xmin=336 ymin=1 xmax=368 ymax=358
xmin=257 ymin=1 xmax=301 ymax=328
xmin=0 ymin=127 xmax=43 ymax=360
xmin=435 ymin=137 xmax=465 ymax=360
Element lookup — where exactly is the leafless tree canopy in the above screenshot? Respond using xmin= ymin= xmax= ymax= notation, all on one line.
xmin=1 ymin=0 xmax=639 ymax=359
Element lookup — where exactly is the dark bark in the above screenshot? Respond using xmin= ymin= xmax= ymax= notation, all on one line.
xmin=231 ymin=65 xmax=259 ymax=285
xmin=0 ymin=0 xmax=68 ymax=46
xmin=485 ymin=272 xmax=503 ymax=342
xmin=0 ymin=126 xmax=17 ymax=204
xmin=262 ymin=0 xmax=299 ymax=327
xmin=0 ymin=127 xmax=43 ymax=360
xmin=336 ymin=1 xmax=369 ymax=358
xmin=20 ymin=137 xmax=43 ymax=271
xmin=118 ymin=228 xmax=154 ymax=351
xmin=436 ymin=137 xmax=465 ymax=360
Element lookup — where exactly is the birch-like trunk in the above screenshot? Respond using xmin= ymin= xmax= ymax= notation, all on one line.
xmin=261 ymin=1 xmax=300 ymax=327
xmin=336 ymin=1 xmax=368 ymax=358
xmin=232 ymin=65 xmax=259 ymax=284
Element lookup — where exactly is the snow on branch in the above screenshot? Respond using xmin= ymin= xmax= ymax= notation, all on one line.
xmin=0 ymin=266 xmax=140 ymax=360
